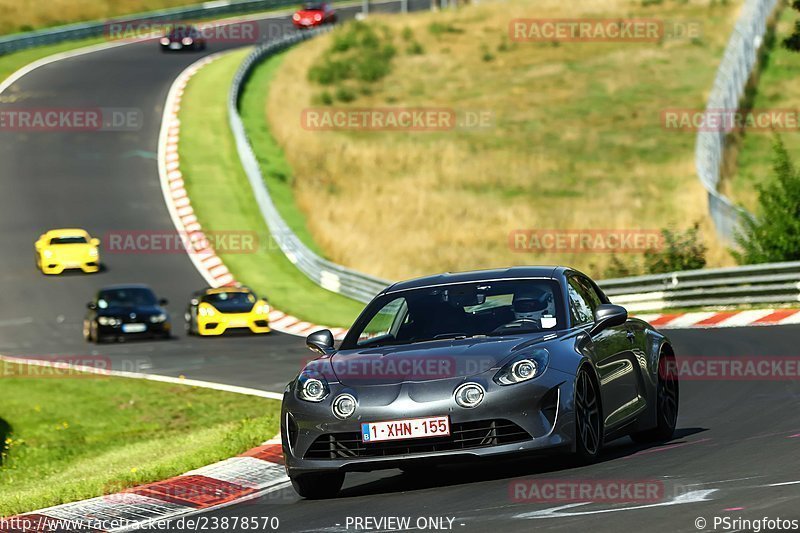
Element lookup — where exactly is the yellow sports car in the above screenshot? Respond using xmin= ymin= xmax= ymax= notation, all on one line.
xmin=35 ymin=228 xmax=101 ymax=274
xmin=185 ymin=287 xmax=271 ymax=336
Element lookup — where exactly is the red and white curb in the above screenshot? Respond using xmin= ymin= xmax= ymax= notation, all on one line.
xmin=156 ymin=52 xmax=347 ymax=341
xmin=635 ymin=308 xmax=800 ymax=329
xmin=0 ymin=440 xmax=288 ymax=533
xmin=0 ymin=355 xmax=289 ymax=532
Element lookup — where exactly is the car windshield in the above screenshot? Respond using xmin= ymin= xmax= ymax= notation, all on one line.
xmin=202 ymin=291 xmax=256 ymax=312
xmin=342 ymin=279 xmax=564 ymax=349
xmin=50 ymin=236 xmax=86 ymax=244
xmin=303 ymin=3 xmax=323 ymax=10
xmin=97 ymin=288 xmax=157 ymax=308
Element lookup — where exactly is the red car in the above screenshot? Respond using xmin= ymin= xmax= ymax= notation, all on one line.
xmin=292 ymin=2 xmax=336 ymax=28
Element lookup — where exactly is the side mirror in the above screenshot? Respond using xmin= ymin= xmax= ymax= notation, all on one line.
xmin=159 ymin=298 xmax=169 ymax=306
xmin=589 ymin=304 xmax=628 ymax=336
xmin=86 ymin=302 xmax=97 ymax=310
xmin=90 ymin=238 xmax=100 ymax=247
xmin=190 ymin=298 xmax=199 ymax=306
xmin=306 ymin=329 xmax=335 ymax=355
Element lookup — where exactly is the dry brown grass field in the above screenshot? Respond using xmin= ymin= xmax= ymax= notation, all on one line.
xmin=266 ymin=0 xmax=743 ymax=281
xmin=0 ymin=0 xmax=213 ymax=34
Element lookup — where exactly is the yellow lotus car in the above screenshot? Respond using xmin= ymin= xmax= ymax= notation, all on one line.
xmin=35 ymin=228 xmax=101 ymax=275
xmin=185 ymin=287 xmax=271 ymax=336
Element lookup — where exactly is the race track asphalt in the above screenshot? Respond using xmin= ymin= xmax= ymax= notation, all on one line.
xmin=1 ymin=3 xmax=799 ymax=532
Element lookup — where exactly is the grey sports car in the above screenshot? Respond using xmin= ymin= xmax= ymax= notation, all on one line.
xmin=281 ymin=266 xmax=679 ymax=498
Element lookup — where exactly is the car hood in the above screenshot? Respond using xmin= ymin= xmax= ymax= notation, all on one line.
xmin=48 ymin=244 xmax=96 ymax=261
xmin=296 ymin=9 xmax=322 ymax=17
xmin=99 ymin=305 xmax=164 ymax=318
xmin=329 ymin=333 xmax=558 ymax=386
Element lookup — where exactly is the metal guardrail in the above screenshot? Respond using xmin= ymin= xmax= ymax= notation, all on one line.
xmin=229 ymin=29 xmax=392 ymax=303
xmin=598 ymin=261 xmax=800 ymax=312
xmin=0 ymin=0 xmax=299 ymax=56
xmin=695 ymin=0 xmax=779 ymax=242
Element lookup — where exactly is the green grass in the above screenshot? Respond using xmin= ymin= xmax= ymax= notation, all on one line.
xmin=240 ymin=52 xmax=326 ymax=255
xmin=0 ymin=361 xmax=279 ymax=517
xmin=0 ymin=37 xmax=106 ymax=86
xmin=728 ymin=6 xmax=800 ymax=213
xmin=178 ymin=49 xmax=365 ymax=327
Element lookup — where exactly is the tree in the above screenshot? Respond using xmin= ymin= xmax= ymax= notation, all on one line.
xmin=783 ymin=0 xmax=800 ymax=51
xmin=734 ymin=134 xmax=800 ymax=264
xmin=644 ymin=226 xmax=707 ymax=274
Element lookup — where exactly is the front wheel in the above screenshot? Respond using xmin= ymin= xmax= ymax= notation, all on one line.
xmin=290 ymin=472 xmax=344 ymax=499
xmin=574 ymin=367 xmax=602 ymax=462
xmin=631 ymin=353 xmax=679 ymax=443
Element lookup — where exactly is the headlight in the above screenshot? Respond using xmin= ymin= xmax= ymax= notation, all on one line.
xmin=314 ymin=13 xmax=322 ymax=21
xmin=182 ymin=37 xmax=193 ymax=45
xmin=454 ymin=382 xmax=485 ymax=408
xmin=332 ymin=393 xmax=357 ymax=419
xmin=199 ymin=306 xmax=216 ymax=317
xmin=160 ymin=37 xmax=169 ymax=45
xmin=494 ymin=349 xmax=549 ymax=385
xmin=89 ymin=248 xmax=98 ymax=257
xmin=43 ymin=250 xmax=53 ymax=258
xmin=293 ymin=13 xmax=301 ymax=20
xmin=297 ymin=373 xmax=329 ymax=402
xmin=150 ymin=313 xmax=167 ymax=323
xmin=98 ymin=316 xmax=120 ymax=326
xmin=255 ymin=303 xmax=270 ymax=315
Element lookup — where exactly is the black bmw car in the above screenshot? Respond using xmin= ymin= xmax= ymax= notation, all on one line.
xmin=159 ymin=25 xmax=206 ymax=51
xmin=83 ymin=284 xmax=171 ymax=343
xmin=281 ymin=266 xmax=679 ymax=498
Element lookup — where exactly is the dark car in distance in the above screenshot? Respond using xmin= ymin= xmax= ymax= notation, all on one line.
xmin=159 ymin=25 xmax=206 ymax=51
xmin=281 ymin=266 xmax=679 ymax=499
xmin=83 ymin=284 xmax=171 ymax=343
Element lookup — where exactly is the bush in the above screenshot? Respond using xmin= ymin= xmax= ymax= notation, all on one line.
xmin=428 ymin=22 xmax=463 ymax=36
xmin=406 ymin=41 xmax=425 ymax=55
xmin=335 ymin=86 xmax=356 ymax=103
xmin=644 ymin=226 xmax=707 ymax=274
xmin=734 ymin=135 xmax=800 ymax=263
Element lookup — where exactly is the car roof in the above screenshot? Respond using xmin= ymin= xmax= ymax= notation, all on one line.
xmin=45 ymin=228 xmax=89 ymax=237
xmin=98 ymin=284 xmax=154 ymax=291
xmin=202 ymin=287 xmax=252 ymax=295
xmin=384 ymin=266 xmax=567 ymax=293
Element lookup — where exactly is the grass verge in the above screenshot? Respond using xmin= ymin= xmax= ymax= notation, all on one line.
xmin=0 ymin=0 xmax=227 ymax=35
xmin=178 ymin=49 xmax=365 ymax=327
xmin=0 ymin=37 xmax=106 ymax=87
xmin=726 ymin=6 xmax=800 ymax=213
xmin=265 ymin=0 xmax=744 ymax=281
xmin=0 ymin=360 xmax=279 ymax=517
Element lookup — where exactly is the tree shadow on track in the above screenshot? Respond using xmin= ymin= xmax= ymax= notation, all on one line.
xmin=338 ymin=426 xmax=709 ymax=498
xmin=0 ymin=418 xmax=11 ymax=466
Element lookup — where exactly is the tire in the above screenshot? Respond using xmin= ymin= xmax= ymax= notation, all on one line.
xmin=289 ymin=472 xmax=344 ymax=499
xmin=574 ymin=367 xmax=603 ymax=463
xmin=631 ymin=353 xmax=679 ymax=443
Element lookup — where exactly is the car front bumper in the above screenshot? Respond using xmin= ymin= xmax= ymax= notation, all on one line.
xmin=197 ymin=313 xmax=270 ymax=335
xmin=281 ymin=367 xmax=577 ymax=476
xmin=97 ymin=321 xmax=171 ymax=338
xmin=41 ymin=260 xmax=100 ymax=274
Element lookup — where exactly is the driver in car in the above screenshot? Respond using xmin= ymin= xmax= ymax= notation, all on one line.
xmin=510 ymin=287 xmax=553 ymax=326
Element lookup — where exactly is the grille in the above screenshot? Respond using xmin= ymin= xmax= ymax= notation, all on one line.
xmin=304 ymin=419 xmax=532 ymax=460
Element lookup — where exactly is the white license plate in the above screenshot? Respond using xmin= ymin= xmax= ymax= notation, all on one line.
xmin=122 ymin=323 xmax=146 ymax=333
xmin=361 ymin=416 xmax=450 ymax=443
xmin=229 ymin=319 xmax=247 ymax=328
xmin=169 ymin=42 xmax=181 ymax=49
